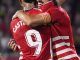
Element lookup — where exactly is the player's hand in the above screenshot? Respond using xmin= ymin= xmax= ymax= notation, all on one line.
xmin=8 ymin=39 xmax=19 ymax=51
xmin=12 ymin=10 xmax=23 ymax=19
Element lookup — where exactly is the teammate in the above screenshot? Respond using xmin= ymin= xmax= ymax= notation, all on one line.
xmin=12 ymin=0 xmax=80 ymax=60
xmin=9 ymin=0 xmax=52 ymax=60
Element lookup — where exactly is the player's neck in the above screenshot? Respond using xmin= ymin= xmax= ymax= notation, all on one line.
xmin=23 ymin=6 xmax=34 ymax=11
xmin=43 ymin=1 xmax=52 ymax=5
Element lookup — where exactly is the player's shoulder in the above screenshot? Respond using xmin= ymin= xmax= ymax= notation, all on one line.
xmin=58 ymin=7 xmax=68 ymax=14
xmin=46 ymin=5 xmax=58 ymax=12
xmin=12 ymin=17 xmax=19 ymax=22
xmin=58 ymin=7 xmax=69 ymax=18
xmin=28 ymin=8 xmax=42 ymax=14
xmin=10 ymin=17 xmax=20 ymax=27
xmin=50 ymin=6 xmax=68 ymax=15
xmin=32 ymin=8 xmax=42 ymax=12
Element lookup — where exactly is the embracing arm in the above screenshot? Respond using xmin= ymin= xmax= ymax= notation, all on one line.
xmin=13 ymin=11 xmax=51 ymax=27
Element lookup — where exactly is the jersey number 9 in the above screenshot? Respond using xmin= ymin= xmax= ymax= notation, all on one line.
xmin=25 ymin=29 xmax=42 ymax=56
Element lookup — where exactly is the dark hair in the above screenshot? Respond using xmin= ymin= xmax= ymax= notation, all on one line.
xmin=19 ymin=0 xmax=38 ymax=6
xmin=26 ymin=0 xmax=38 ymax=6
xmin=32 ymin=0 xmax=38 ymax=6
xmin=24 ymin=0 xmax=37 ymax=3
xmin=52 ymin=0 xmax=58 ymax=6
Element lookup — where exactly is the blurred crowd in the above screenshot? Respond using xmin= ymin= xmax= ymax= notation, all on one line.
xmin=0 ymin=0 xmax=80 ymax=60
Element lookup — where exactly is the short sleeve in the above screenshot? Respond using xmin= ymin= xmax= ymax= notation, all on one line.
xmin=46 ymin=7 xmax=61 ymax=23
xmin=46 ymin=6 xmax=71 ymax=26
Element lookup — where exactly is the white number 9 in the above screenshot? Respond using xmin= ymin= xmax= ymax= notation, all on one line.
xmin=25 ymin=29 xmax=42 ymax=56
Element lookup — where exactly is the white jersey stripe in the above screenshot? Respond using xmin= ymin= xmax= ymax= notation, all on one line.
xmin=19 ymin=51 xmax=23 ymax=60
xmin=53 ymin=42 xmax=70 ymax=49
xmin=19 ymin=56 xmax=23 ymax=60
xmin=56 ymin=48 xmax=75 ymax=55
xmin=58 ymin=54 xmax=79 ymax=60
xmin=52 ymin=36 xmax=69 ymax=42
xmin=50 ymin=38 xmax=53 ymax=60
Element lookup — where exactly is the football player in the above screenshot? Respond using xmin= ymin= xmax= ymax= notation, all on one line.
xmin=13 ymin=0 xmax=80 ymax=60
xmin=9 ymin=0 xmax=52 ymax=60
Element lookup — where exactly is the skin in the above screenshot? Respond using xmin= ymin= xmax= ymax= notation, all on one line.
xmin=12 ymin=0 xmax=51 ymax=27
xmin=56 ymin=0 xmax=66 ymax=5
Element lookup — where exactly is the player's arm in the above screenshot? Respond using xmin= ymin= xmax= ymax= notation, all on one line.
xmin=12 ymin=11 xmax=51 ymax=27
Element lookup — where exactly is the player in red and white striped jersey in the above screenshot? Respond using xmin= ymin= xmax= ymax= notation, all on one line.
xmin=39 ymin=0 xmax=80 ymax=60
xmin=13 ymin=0 xmax=80 ymax=60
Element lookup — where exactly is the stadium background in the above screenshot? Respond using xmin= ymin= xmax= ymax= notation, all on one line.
xmin=0 ymin=0 xmax=80 ymax=60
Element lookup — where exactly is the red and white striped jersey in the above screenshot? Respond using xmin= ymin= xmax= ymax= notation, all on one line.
xmin=40 ymin=1 xmax=80 ymax=60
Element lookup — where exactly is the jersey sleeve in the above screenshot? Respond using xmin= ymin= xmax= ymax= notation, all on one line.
xmin=47 ymin=7 xmax=71 ymax=25
xmin=46 ymin=7 xmax=61 ymax=23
